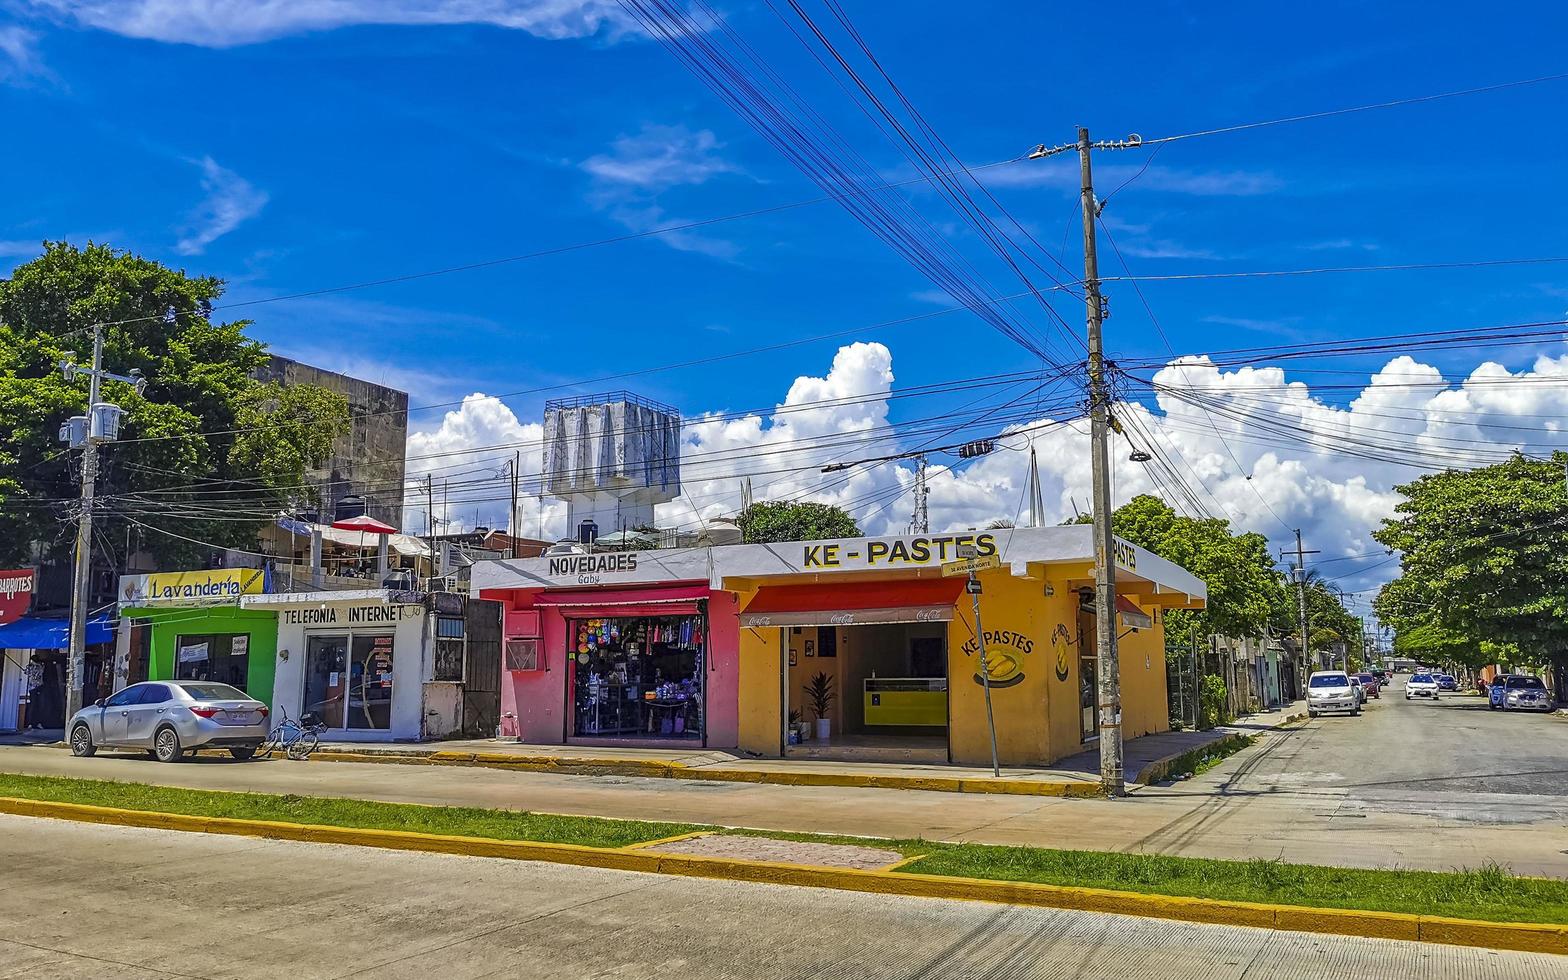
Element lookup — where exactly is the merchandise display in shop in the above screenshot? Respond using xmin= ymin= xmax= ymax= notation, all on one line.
xmin=572 ymin=614 xmax=704 ymax=739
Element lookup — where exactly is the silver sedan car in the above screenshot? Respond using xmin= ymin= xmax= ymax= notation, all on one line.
xmin=68 ymin=681 xmax=269 ymax=762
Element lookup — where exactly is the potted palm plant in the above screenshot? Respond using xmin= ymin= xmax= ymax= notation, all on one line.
xmin=805 ymin=672 xmax=835 ymax=741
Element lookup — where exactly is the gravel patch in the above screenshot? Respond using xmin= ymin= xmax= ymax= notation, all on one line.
xmin=650 ymin=834 xmax=903 ymax=870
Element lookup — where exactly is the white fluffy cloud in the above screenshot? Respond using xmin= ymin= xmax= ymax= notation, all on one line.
xmin=24 ymin=1 xmax=639 ymax=46
xmin=175 ymin=156 xmax=268 ymax=255
xmin=0 ymin=24 xmax=44 ymax=82
xmin=581 ymin=124 xmax=750 ymax=259
xmin=407 ymin=340 xmax=1568 ymax=597
xmin=404 ymin=393 xmax=564 ymax=537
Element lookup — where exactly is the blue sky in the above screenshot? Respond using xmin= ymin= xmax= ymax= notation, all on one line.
xmin=5 ymin=1 xmax=1568 ymax=606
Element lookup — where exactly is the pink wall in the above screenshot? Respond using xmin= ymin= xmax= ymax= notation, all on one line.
xmin=486 ymin=583 xmax=740 ymax=749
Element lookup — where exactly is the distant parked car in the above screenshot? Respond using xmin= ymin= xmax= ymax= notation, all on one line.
xmin=1405 ymin=673 xmax=1440 ymax=700
xmin=1356 ymin=672 xmax=1381 ymax=699
xmin=68 ymin=681 xmax=269 ymax=762
xmin=1437 ymin=674 xmax=1458 ymax=691
xmin=1492 ymin=675 xmax=1554 ymax=713
xmin=1307 ymin=671 xmax=1359 ymax=717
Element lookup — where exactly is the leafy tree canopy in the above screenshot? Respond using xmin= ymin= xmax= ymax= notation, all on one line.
xmin=1080 ymin=494 xmax=1290 ymax=646
xmin=1373 ymin=453 xmax=1568 ymax=687
xmin=0 ymin=242 xmax=350 ymax=568
xmin=737 ymin=501 xmax=859 ymax=543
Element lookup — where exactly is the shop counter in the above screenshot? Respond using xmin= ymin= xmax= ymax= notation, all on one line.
xmin=864 ymin=677 xmax=947 ymax=727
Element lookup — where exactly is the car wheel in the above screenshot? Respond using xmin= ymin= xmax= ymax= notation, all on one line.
xmin=153 ymin=726 xmax=182 ymax=763
xmin=1308 ymin=709 xmax=1318 ymax=718
xmin=229 ymin=746 xmax=256 ymax=761
xmin=69 ymin=724 xmax=96 ymax=757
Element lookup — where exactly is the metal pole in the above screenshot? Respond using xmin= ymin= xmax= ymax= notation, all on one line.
xmin=1079 ymin=126 xmax=1124 ymax=796
xmin=969 ymin=572 xmax=1001 ymax=777
xmin=1294 ymin=529 xmax=1312 ymax=677
xmin=510 ymin=451 xmax=520 ymax=558
xmin=65 ymin=325 xmax=104 ymax=723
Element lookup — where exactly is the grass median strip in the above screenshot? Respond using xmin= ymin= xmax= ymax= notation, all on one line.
xmin=3 ymin=771 xmax=1566 ymax=926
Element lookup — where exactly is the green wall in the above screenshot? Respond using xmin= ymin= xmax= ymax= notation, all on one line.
xmin=131 ymin=606 xmax=279 ymax=707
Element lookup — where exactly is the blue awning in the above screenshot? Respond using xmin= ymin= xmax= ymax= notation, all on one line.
xmin=0 ymin=614 xmax=114 ymax=650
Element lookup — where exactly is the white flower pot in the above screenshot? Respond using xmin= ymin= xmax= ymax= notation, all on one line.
xmin=815 ymin=717 xmax=832 ymax=740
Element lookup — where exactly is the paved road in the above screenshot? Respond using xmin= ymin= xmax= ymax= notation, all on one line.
xmin=3 ymin=681 xmax=1565 ymax=876
xmin=1 ymin=814 xmax=1558 ymax=979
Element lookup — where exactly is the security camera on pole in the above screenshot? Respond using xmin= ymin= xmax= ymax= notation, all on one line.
xmin=58 ymin=324 xmax=147 ymax=721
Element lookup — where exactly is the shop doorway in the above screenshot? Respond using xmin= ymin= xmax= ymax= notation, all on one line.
xmin=302 ymin=633 xmax=395 ymax=732
xmin=785 ymin=622 xmax=948 ymax=763
xmin=568 ymin=613 xmax=705 ymax=743
xmin=1078 ymin=603 xmax=1098 ymax=742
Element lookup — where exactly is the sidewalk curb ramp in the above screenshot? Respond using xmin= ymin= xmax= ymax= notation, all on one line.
xmin=304 ymin=749 xmax=1106 ymax=798
xmin=2 ymin=795 xmax=1563 ymax=957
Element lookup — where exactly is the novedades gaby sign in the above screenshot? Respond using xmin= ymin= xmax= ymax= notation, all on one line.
xmin=121 ymin=568 xmax=264 ymax=606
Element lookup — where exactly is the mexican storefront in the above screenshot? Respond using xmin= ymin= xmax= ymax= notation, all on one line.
xmin=475 ymin=526 xmax=1205 ymax=767
xmin=476 ymin=548 xmax=740 ymax=748
xmin=116 ymin=569 xmax=274 ymax=703
xmin=243 ymin=590 xmax=429 ymax=741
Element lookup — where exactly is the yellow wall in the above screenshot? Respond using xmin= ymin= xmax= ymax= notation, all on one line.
xmin=1116 ymin=601 xmax=1171 ymax=739
xmin=738 ymin=625 xmax=784 ymax=756
xmin=735 ymin=575 xmax=1174 ymax=764
xmin=947 ymin=571 xmax=1078 ymax=766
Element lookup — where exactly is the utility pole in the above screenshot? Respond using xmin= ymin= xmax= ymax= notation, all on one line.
xmin=1078 ymin=126 xmax=1124 ymax=797
xmin=510 ymin=451 xmax=521 ymax=558
xmin=909 ymin=455 xmax=930 ymax=534
xmin=1289 ymin=530 xmax=1320 ymax=684
xmin=1027 ymin=128 xmax=1142 ymax=796
xmin=60 ymin=325 xmax=145 ymax=722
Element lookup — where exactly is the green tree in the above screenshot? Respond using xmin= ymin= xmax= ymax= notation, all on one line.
xmin=1373 ymin=452 xmax=1568 ymax=701
xmin=0 ymin=242 xmax=351 ymax=568
xmin=1081 ymin=495 xmax=1287 ymax=646
xmin=737 ymin=501 xmax=860 ymax=543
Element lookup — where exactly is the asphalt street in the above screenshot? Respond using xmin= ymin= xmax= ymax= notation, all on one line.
xmin=2 ymin=678 xmax=1565 ymax=876
xmin=0 ymin=814 xmax=1559 ymax=980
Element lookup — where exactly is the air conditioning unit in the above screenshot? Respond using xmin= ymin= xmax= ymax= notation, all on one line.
xmin=505 ymin=637 xmax=541 ymax=672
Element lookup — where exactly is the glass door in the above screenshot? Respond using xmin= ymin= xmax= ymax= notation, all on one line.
xmin=347 ymin=635 xmax=395 ymax=731
xmin=303 ymin=635 xmax=349 ymax=728
xmin=1078 ymin=608 xmax=1098 ymax=741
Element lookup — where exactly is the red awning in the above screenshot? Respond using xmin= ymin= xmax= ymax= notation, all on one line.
xmin=739 ymin=577 xmax=965 ymax=628
xmin=531 ymin=585 xmax=709 ymax=620
xmin=1116 ymin=595 xmax=1153 ymax=629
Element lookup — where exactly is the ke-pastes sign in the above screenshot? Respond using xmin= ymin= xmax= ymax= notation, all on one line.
xmin=121 ymin=568 xmax=264 ymax=607
xmin=0 ymin=569 xmax=35 ymax=625
xmin=961 ymin=626 xmax=1035 ymax=689
xmin=280 ymin=604 xmax=422 ymax=627
xmin=802 ymin=532 xmax=999 ymax=571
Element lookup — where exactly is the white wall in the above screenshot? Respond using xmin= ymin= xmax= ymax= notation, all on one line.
xmin=271 ymin=602 xmax=429 ymax=742
xmin=0 ymin=651 xmax=23 ymax=732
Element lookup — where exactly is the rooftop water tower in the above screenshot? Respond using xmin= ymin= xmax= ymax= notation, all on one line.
xmin=542 ymin=391 xmax=682 ymax=542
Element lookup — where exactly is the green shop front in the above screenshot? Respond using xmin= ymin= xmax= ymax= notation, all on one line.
xmin=116 ymin=569 xmax=277 ymax=705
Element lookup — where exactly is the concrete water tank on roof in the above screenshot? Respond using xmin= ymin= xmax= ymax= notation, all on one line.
xmin=543 ymin=392 xmax=681 ymax=499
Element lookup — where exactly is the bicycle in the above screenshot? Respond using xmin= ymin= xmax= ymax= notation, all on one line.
xmin=256 ymin=706 xmax=329 ymax=760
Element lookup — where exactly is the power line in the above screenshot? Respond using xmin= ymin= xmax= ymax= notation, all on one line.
xmin=1140 ymin=71 xmax=1568 ymax=145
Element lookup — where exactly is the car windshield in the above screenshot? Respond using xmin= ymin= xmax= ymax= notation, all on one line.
xmin=1358 ymin=674 xmax=1375 ymax=682
xmin=1510 ymin=677 xmax=1546 ymax=690
xmin=1309 ymin=675 xmax=1348 ymax=688
xmin=1412 ymin=674 xmax=1434 ymax=683
xmin=177 ymin=683 xmax=249 ymax=701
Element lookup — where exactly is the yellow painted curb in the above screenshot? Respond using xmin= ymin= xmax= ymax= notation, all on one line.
xmin=0 ymin=795 xmax=1563 ymax=956
xmin=304 ymin=748 xmax=1102 ymax=797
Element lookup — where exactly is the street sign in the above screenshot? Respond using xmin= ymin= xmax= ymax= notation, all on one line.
xmin=941 ymin=554 xmax=1000 ymax=577
xmin=965 ymin=578 xmax=982 ymax=595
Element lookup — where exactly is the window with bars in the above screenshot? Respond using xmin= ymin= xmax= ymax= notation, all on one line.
xmin=505 ymin=637 xmax=540 ymax=672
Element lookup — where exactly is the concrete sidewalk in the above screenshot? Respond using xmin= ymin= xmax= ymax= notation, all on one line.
xmin=308 ymin=701 xmax=1306 ymax=796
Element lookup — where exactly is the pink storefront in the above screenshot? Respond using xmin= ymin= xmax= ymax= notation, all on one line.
xmin=482 ymin=567 xmax=740 ymax=749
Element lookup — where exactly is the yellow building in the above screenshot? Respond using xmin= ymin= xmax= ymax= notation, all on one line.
xmin=722 ymin=525 xmax=1204 ymax=767
xmin=476 ymin=525 xmax=1205 ymax=768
